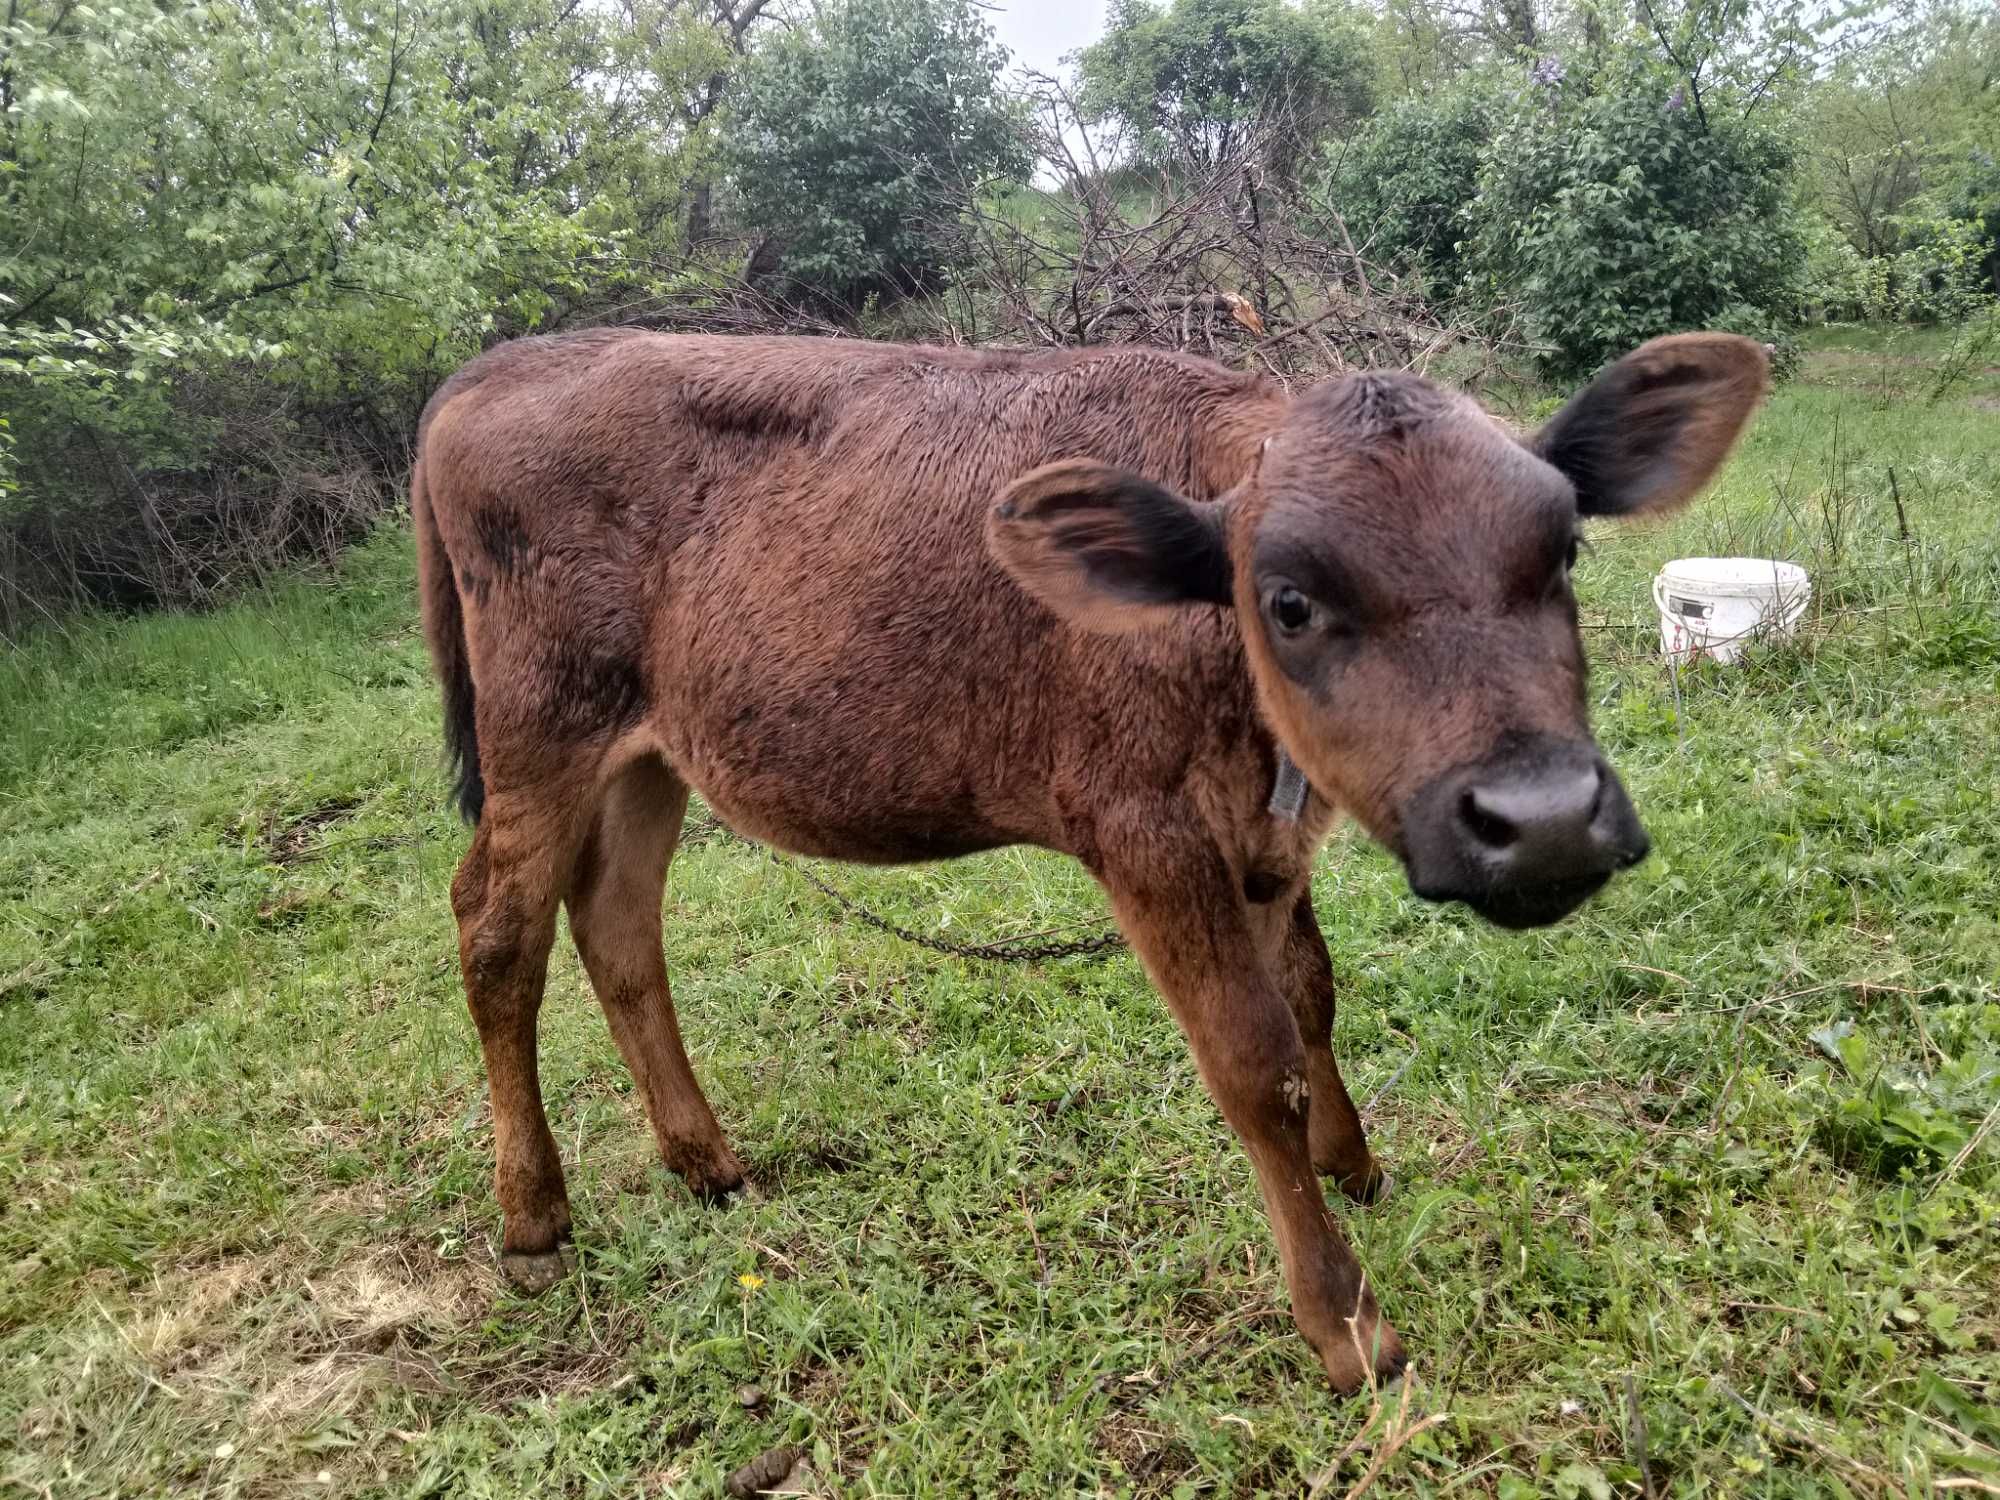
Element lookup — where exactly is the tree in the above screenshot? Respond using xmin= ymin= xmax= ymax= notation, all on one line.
xmin=1079 ymin=0 xmax=1375 ymax=180
xmin=724 ymin=0 xmax=1026 ymax=311
xmin=1803 ymin=2 xmax=2000 ymax=296
xmin=677 ymin=0 xmax=786 ymax=242
xmin=1467 ymin=46 xmax=1810 ymax=379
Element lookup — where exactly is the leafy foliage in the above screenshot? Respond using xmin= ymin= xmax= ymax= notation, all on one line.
xmin=725 ymin=0 xmax=1025 ymax=311
xmin=1806 ymin=212 xmax=1996 ymax=325
xmin=1467 ymin=48 xmax=1810 ymax=381
xmin=0 ymin=0 xmax=675 ymax=409
xmin=1079 ymin=0 xmax=1375 ymax=179
xmin=1318 ymin=79 xmax=1500 ymax=286
xmin=1804 ymin=3 xmax=2000 ymax=286
xmin=1945 ymin=147 xmax=2000 ymax=296
xmin=0 ymin=0 xmax=739 ymax=612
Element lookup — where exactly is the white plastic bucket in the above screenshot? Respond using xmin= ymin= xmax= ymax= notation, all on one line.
xmin=1653 ymin=557 xmax=1811 ymax=665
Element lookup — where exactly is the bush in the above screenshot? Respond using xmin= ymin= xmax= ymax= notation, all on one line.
xmin=1804 ymin=212 xmax=1995 ymax=325
xmin=1942 ymin=148 xmax=2000 ymax=297
xmin=1317 ymin=79 xmax=1500 ymax=287
xmin=0 ymin=0 xmax=739 ymax=622
xmin=1467 ymin=52 xmax=1810 ymax=382
xmin=725 ymin=0 xmax=1026 ymax=312
xmin=1878 ymin=215 xmax=1995 ymax=323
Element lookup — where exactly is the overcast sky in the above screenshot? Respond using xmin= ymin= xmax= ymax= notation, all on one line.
xmin=983 ymin=0 xmax=1105 ymax=82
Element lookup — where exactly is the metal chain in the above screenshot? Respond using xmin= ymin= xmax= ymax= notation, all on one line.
xmin=680 ymin=813 xmax=1128 ymax=965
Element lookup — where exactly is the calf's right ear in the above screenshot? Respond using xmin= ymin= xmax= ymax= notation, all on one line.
xmin=987 ymin=460 xmax=1232 ymax=631
xmin=1535 ymin=333 xmax=1770 ymax=519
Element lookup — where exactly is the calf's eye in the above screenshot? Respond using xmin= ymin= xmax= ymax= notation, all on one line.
xmin=1268 ymin=585 xmax=1314 ymax=635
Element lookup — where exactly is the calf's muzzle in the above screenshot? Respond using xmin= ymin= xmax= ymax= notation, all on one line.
xmin=1400 ymin=733 xmax=1651 ymax=929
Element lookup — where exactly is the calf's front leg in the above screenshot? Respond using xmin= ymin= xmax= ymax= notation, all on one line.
xmin=1273 ymin=892 xmax=1389 ymax=1203
xmin=1102 ymin=839 xmax=1405 ymax=1394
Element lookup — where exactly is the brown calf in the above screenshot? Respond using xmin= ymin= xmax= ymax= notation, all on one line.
xmin=413 ymin=331 xmax=1767 ymax=1393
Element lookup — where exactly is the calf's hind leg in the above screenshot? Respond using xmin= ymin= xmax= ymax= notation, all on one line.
xmin=565 ymin=757 xmax=745 ymax=1202
xmin=452 ymin=791 xmax=584 ymax=1293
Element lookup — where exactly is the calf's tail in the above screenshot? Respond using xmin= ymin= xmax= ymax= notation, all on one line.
xmin=412 ymin=452 xmax=484 ymax=824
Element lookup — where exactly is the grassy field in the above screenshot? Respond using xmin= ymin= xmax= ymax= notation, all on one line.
xmin=2 ymin=327 xmax=1997 ymax=1499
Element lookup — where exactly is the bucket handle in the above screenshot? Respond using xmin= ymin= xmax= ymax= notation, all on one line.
xmin=1651 ymin=574 xmax=1710 ymax=622
xmin=1772 ymin=580 xmax=1811 ymax=632
xmin=1652 ymin=572 xmax=1812 ymax=639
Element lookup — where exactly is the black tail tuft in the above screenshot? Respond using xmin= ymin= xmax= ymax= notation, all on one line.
xmin=443 ymin=646 xmax=485 ymax=824
xmin=413 ymin=454 xmax=485 ymax=824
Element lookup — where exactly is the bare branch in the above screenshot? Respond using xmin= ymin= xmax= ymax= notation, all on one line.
xmin=920 ymin=83 xmax=1522 ymax=382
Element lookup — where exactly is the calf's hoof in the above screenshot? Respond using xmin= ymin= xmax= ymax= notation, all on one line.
xmin=1315 ymin=1144 xmax=1391 ymax=1206
xmin=672 ymin=1144 xmax=749 ymax=1205
xmin=499 ymin=1244 xmax=576 ymax=1295
xmin=1318 ymin=1314 xmax=1408 ymax=1396
xmin=1337 ymin=1164 xmax=1393 ymax=1208
xmin=689 ymin=1169 xmax=748 ymax=1207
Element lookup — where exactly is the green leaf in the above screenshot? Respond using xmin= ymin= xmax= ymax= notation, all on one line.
xmin=1553 ymin=1461 xmax=1613 ymax=1500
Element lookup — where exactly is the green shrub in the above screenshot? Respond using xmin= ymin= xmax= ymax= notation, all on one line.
xmin=1467 ymin=52 xmax=1810 ymax=382
xmin=1806 ymin=211 xmax=1997 ymax=324
xmin=1942 ymin=147 xmax=2000 ymax=296
xmin=725 ymin=0 xmax=1026 ymax=312
xmin=0 ymin=0 xmax=736 ymax=616
xmin=1318 ymin=79 xmax=1500 ymax=286
xmin=1879 ymin=214 xmax=1994 ymax=323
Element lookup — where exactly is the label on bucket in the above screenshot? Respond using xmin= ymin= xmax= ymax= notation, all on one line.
xmin=1669 ymin=594 xmax=1711 ymax=619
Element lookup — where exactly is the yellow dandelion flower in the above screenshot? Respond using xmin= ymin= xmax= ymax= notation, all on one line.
xmin=737 ymin=1272 xmax=765 ymax=1291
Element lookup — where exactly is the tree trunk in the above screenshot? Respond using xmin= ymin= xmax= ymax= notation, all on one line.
xmin=686 ymin=180 xmax=713 ymax=245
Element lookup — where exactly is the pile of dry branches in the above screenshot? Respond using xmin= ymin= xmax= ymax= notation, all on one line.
xmin=0 ymin=374 xmax=400 ymax=628
xmin=919 ymin=78 xmax=1525 ymax=383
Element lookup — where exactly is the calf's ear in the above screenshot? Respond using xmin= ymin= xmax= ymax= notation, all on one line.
xmin=1535 ymin=333 xmax=1770 ymax=519
xmin=988 ymin=459 xmax=1231 ymax=631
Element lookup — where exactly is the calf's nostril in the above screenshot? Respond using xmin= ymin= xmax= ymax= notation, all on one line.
xmin=1459 ymin=787 xmax=1520 ymax=849
xmin=1619 ymin=828 xmax=1653 ymax=868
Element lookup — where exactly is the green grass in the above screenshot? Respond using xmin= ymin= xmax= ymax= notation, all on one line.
xmin=2 ymin=334 xmax=1997 ymax=1498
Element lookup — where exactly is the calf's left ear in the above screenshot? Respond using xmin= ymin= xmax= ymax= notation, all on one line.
xmin=988 ymin=459 xmax=1231 ymax=631
xmin=1535 ymin=333 xmax=1770 ymax=519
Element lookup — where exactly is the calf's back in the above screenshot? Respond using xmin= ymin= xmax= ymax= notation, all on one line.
xmin=419 ymin=331 xmax=1290 ymax=865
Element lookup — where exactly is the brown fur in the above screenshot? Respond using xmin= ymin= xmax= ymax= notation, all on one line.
xmin=414 ymin=329 xmax=1767 ymax=1392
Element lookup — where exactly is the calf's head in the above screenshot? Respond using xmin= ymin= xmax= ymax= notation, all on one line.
xmin=989 ymin=334 xmax=1769 ymax=928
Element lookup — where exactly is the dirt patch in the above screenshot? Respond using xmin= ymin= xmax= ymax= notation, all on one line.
xmin=1097 ymin=1412 xmax=1197 ymax=1494
xmin=119 ymin=1240 xmax=490 ymax=1435
xmin=258 ymin=797 xmax=363 ymax=866
xmin=308 ymin=1248 xmax=487 ymax=1351
xmin=246 ymin=1249 xmax=482 ymax=1423
xmin=130 ymin=1255 xmax=277 ymax=1367
xmin=788 ymin=1352 xmax=847 ymax=1412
